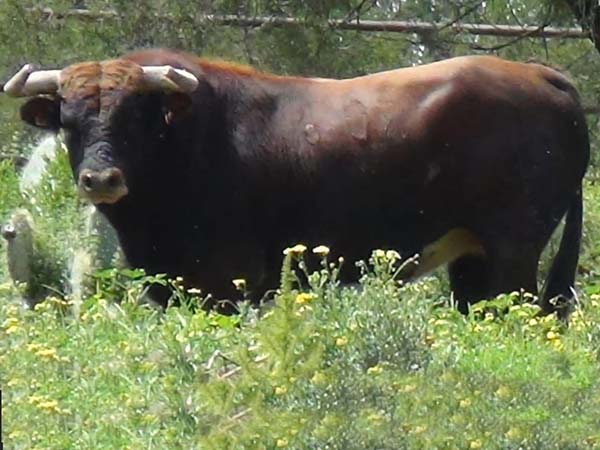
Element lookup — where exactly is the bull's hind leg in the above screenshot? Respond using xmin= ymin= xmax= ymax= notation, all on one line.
xmin=448 ymin=255 xmax=491 ymax=314
xmin=448 ymin=244 xmax=539 ymax=314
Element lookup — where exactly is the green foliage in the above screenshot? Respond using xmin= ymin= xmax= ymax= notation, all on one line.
xmin=0 ymin=136 xmax=86 ymax=298
xmin=0 ymin=159 xmax=23 ymax=222
xmin=3 ymin=253 xmax=600 ymax=449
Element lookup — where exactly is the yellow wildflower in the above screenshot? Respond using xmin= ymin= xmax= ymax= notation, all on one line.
xmin=187 ymin=287 xmax=202 ymax=294
xmin=385 ymin=250 xmax=401 ymax=261
xmin=367 ymin=365 xmax=383 ymax=375
xmin=3 ymin=317 xmax=18 ymax=328
xmin=335 ymin=336 xmax=348 ymax=347
xmin=48 ymin=296 xmax=68 ymax=306
xmin=542 ymin=314 xmax=557 ymax=324
xmin=27 ymin=343 xmax=43 ymax=352
xmin=276 ymin=438 xmax=288 ymax=448
xmin=506 ymin=427 xmax=523 ymax=440
xmin=34 ymin=302 xmax=50 ymax=312
xmin=373 ymin=249 xmax=386 ymax=258
xmin=546 ymin=330 xmax=559 ymax=341
xmin=36 ymin=348 xmax=58 ymax=360
xmin=28 ymin=395 xmax=44 ymax=404
xmin=312 ymin=245 xmax=330 ymax=257
xmin=398 ymin=384 xmax=416 ymax=393
xmin=296 ymin=304 xmax=313 ymax=316
xmin=495 ymin=385 xmax=512 ymax=399
xmin=5 ymin=325 xmax=19 ymax=335
xmin=295 ymin=293 xmax=316 ymax=305
xmin=311 ymin=371 xmax=327 ymax=385
xmin=38 ymin=400 xmax=59 ymax=412
xmin=367 ymin=412 xmax=384 ymax=422
xmin=459 ymin=398 xmax=472 ymax=408
xmin=275 ymin=386 xmax=288 ymax=395
xmin=231 ymin=279 xmax=246 ymax=291
xmin=528 ymin=318 xmax=538 ymax=326
xmin=283 ymin=244 xmax=307 ymax=256
xmin=470 ymin=440 xmax=482 ymax=449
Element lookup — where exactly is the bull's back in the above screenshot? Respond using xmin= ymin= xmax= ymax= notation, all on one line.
xmin=266 ymin=56 xmax=588 ymax=251
xmin=293 ymin=56 xmax=586 ymax=186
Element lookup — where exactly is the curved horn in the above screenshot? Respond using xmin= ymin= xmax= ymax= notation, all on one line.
xmin=3 ymin=64 xmax=60 ymax=97
xmin=141 ymin=66 xmax=199 ymax=93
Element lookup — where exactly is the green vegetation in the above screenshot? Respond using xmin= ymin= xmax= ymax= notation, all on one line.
xmin=3 ymin=236 xmax=600 ymax=448
xmin=3 ymin=1 xmax=600 ymax=448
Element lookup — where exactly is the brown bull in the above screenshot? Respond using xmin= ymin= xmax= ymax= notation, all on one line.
xmin=2 ymin=49 xmax=589 ymax=314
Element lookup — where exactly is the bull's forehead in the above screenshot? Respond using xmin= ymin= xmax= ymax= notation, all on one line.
xmin=59 ymin=59 xmax=144 ymax=115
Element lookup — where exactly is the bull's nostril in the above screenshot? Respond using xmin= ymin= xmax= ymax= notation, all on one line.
xmin=81 ymin=173 xmax=94 ymax=190
xmin=106 ymin=171 xmax=121 ymax=188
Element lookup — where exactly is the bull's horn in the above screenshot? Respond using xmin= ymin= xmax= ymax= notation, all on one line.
xmin=3 ymin=64 xmax=60 ymax=97
xmin=141 ymin=66 xmax=198 ymax=93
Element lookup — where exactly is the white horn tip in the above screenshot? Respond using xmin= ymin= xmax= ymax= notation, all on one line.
xmin=3 ymin=64 xmax=60 ymax=97
xmin=142 ymin=66 xmax=199 ymax=93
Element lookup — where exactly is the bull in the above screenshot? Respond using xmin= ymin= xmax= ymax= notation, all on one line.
xmin=2 ymin=49 xmax=590 ymax=315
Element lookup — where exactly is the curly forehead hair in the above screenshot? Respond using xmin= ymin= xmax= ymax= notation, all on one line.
xmin=59 ymin=60 xmax=145 ymax=115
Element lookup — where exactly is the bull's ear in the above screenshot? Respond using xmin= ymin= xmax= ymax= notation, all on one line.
xmin=162 ymin=92 xmax=192 ymax=125
xmin=20 ymin=96 xmax=61 ymax=131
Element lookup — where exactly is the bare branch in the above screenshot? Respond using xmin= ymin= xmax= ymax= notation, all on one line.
xmin=26 ymin=7 xmax=591 ymax=40
xmin=470 ymin=21 xmax=552 ymax=51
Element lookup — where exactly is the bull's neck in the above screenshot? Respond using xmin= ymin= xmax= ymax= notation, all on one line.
xmin=199 ymin=62 xmax=306 ymax=133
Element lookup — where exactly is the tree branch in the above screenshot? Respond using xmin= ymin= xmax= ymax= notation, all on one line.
xmin=26 ymin=7 xmax=591 ymax=39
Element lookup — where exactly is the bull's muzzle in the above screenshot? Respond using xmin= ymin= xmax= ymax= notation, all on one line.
xmin=78 ymin=168 xmax=128 ymax=204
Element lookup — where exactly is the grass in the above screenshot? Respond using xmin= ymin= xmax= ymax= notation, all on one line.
xmin=2 ymin=139 xmax=600 ymax=449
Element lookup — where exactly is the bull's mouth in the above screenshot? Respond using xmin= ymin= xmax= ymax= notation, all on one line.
xmin=78 ymin=184 xmax=129 ymax=205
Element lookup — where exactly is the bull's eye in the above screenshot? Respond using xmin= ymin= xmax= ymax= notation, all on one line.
xmin=97 ymin=148 xmax=111 ymax=162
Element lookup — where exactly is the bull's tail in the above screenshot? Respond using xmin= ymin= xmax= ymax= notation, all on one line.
xmin=540 ymin=186 xmax=583 ymax=317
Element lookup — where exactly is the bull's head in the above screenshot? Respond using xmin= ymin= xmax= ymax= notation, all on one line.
xmin=3 ymin=60 xmax=199 ymax=205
